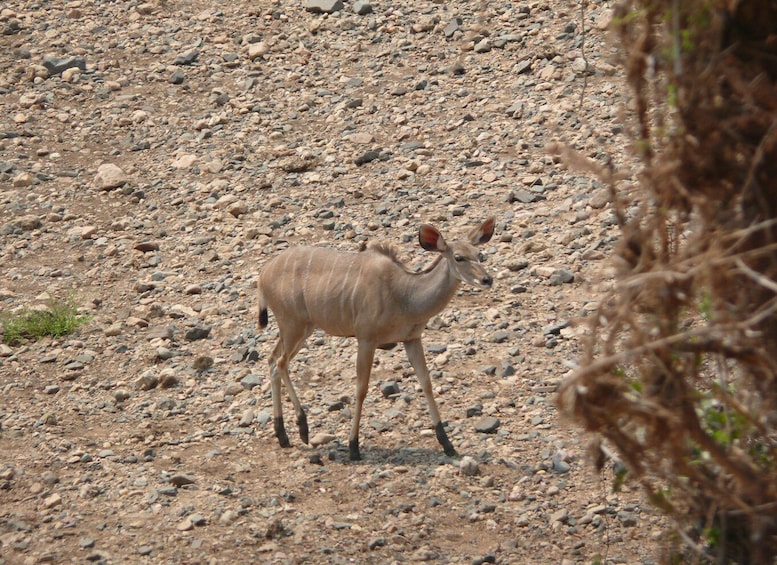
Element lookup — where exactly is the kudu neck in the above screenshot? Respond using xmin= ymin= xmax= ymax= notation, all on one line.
xmin=405 ymin=255 xmax=460 ymax=319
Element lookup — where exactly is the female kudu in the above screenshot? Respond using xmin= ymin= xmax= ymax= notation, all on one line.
xmin=257 ymin=218 xmax=495 ymax=460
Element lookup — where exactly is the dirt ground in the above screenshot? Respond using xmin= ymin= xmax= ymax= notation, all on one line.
xmin=0 ymin=0 xmax=665 ymax=563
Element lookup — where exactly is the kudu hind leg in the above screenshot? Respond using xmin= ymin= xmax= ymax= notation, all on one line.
xmin=268 ymin=339 xmax=291 ymax=448
xmin=404 ymin=339 xmax=458 ymax=457
xmin=270 ymin=324 xmax=313 ymax=448
xmin=277 ymin=324 xmax=313 ymax=444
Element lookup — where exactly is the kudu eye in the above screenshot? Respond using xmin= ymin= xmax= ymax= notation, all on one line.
xmin=478 ymin=252 xmax=486 ymax=262
xmin=454 ymin=254 xmax=465 ymax=262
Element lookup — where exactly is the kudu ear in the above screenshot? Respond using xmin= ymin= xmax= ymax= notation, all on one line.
xmin=419 ymin=224 xmax=447 ymax=252
xmin=469 ymin=217 xmax=495 ymax=245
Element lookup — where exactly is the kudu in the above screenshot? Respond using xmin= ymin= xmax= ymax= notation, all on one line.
xmin=257 ymin=218 xmax=495 ymax=460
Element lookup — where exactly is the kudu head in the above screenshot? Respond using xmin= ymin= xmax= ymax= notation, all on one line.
xmin=418 ymin=217 xmax=495 ymax=287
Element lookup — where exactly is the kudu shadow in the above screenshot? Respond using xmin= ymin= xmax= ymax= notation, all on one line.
xmin=315 ymin=444 xmax=458 ymax=467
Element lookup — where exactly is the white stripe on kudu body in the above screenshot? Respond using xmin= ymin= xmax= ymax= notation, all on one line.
xmin=257 ymin=218 xmax=496 ymax=461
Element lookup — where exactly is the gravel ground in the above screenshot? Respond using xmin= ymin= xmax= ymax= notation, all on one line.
xmin=0 ymin=0 xmax=664 ymax=563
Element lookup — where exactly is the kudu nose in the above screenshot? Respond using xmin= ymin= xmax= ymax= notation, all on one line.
xmin=482 ymin=275 xmax=493 ymax=287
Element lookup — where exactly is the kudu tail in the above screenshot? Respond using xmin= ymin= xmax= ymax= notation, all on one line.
xmin=258 ymin=283 xmax=269 ymax=329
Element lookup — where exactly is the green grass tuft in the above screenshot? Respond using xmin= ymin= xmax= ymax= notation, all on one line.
xmin=1 ymin=296 xmax=91 ymax=345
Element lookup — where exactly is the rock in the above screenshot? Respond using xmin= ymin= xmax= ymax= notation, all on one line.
xmin=170 ymin=474 xmax=196 ymax=487
xmin=309 ymin=432 xmax=336 ymax=446
xmin=184 ymin=326 xmax=211 ymax=341
xmin=159 ymin=372 xmax=178 ymax=388
xmin=42 ymin=55 xmax=86 ymax=76
xmin=173 ymin=49 xmax=199 ymax=65
xmin=14 ymin=214 xmax=42 ymax=231
xmin=184 ymin=284 xmax=202 ymax=295
xmin=589 ymin=190 xmax=610 ymax=209
xmin=135 ymin=373 xmax=159 ymax=391
xmin=171 ymin=154 xmax=198 ymax=169
xmin=508 ymin=189 xmax=544 ymax=204
xmin=380 ymin=381 xmax=400 ymax=398
xmin=146 ymin=325 xmax=174 ymax=340
xmin=474 ymin=416 xmax=500 ymax=434
xmin=42 ymin=493 xmax=62 ymax=508
xmin=304 ymin=0 xmax=343 ymax=13
xmin=459 ymin=456 xmax=480 ymax=476
xmin=552 ymin=455 xmax=571 ymax=474
xmin=549 ymin=269 xmax=575 ymax=285
xmin=354 ymin=150 xmax=381 ymax=165
xmin=352 ymin=0 xmax=373 ymax=15
xmin=238 ymin=409 xmax=254 ymax=427
xmin=492 ymin=330 xmax=510 ymax=343
xmin=94 ymin=164 xmax=128 ymax=190
xmin=176 ymin=518 xmax=194 ymax=531
xmin=550 ymin=508 xmax=569 ymax=524
xmin=474 ymin=38 xmax=492 ymax=53
xmin=134 ymin=241 xmax=160 ymax=253
xmin=193 ymin=355 xmax=213 ymax=371
xmin=240 ymin=374 xmax=261 ymax=390
xmin=544 ymin=321 xmax=569 ymax=336
xmin=618 ymin=511 xmax=638 ymax=527
xmin=169 ymin=69 xmax=185 ymax=84
xmin=444 ymin=18 xmax=462 ymax=38
xmin=12 ymin=172 xmax=32 ymax=187
xmin=348 ymin=132 xmax=374 ymax=144
xmin=497 ymin=361 xmax=515 ymax=377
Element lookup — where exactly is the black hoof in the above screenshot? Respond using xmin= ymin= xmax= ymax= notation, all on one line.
xmin=297 ymin=412 xmax=309 ymax=445
xmin=348 ymin=438 xmax=361 ymax=461
xmin=274 ymin=416 xmax=291 ymax=448
xmin=435 ymin=421 xmax=457 ymax=457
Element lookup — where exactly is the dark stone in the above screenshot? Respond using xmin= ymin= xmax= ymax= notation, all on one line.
xmin=240 ymin=374 xmax=261 ymax=390
xmin=304 ymin=0 xmax=343 ymax=13
xmin=42 ymin=56 xmax=86 ymax=77
xmin=474 ymin=416 xmax=500 ymax=434
xmin=170 ymin=474 xmax=195 ymax=487
xmin=544 ymin=321 xmax=570 ymax=335
xmin=497 ymin=361 xmax=516 ymax=377
xmin=184 ymin=326 xmax=211 ymax=341
xmin=353 ymin=0 xmax=373 ymax=15
xmin=173 ymin=49 xmax=200 ymax=66
xmin=549 ymin=269 xmax=575 ymax=285
xmin=354 ymin=150 xmax=381 ymax=166
xmin=327 ymin=401 xmax=344 ymax=411
xmin=134 ymin=241 xmax=160 ymax=253
xmin=508 ymin=189 xmax=545 ymax=204
xmin=444 ymin=17 xmax=462 ymax=38
xmin=380 ymin=381 xmax=400 ymax=398
xmin=516 ymin=59 xmax=532 ymax=74
xmin=492 ymin=330 xmax=510 ymax=343
xmin=169 ymin=69 xmax=185 ymax=84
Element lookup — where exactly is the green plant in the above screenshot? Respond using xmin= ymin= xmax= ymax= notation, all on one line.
xmin=1 ymin=295 xmax=91 ymax=345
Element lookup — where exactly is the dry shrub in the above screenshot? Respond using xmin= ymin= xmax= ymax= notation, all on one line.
xmin=558 ymin=1 xmax=777 ymax=562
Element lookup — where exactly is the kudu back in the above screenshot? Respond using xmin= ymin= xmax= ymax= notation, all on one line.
xmin=257 ymin=218 xmax=495 ymax=460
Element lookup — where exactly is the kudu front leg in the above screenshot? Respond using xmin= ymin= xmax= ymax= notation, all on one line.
xmin=349 ymin=342 xmax=376 ymax=461
xmin=404 ymin=339 xmax=458 ymax=457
